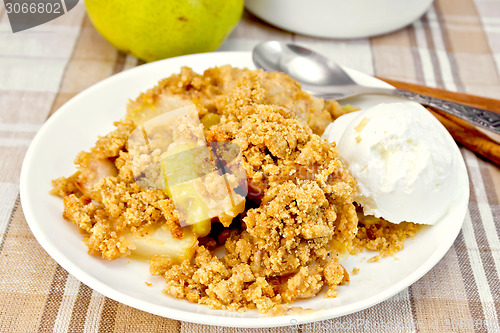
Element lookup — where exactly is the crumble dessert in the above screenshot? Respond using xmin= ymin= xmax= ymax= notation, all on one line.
xmin=52 ymin=65 xmax=419 ymax=313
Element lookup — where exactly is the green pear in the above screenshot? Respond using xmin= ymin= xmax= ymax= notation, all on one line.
xmin=84 ymin=0 xmax=243 ymax=62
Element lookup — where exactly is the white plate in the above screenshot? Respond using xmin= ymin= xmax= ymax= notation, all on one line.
xmin=20 ymin=52 xmax=469 ymax=328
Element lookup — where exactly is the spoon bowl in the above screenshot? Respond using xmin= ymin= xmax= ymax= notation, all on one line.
xmin=253 ymin=41 xmax=397 ymax=100
xmin=254 ymin=41 xmax=355 ymax=87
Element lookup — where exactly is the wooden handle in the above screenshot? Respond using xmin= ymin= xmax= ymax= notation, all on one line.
xmin=376 ymin=77 xmax=500 ymax=166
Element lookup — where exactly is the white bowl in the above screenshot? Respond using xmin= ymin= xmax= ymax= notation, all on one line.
xmin=245 ymin=0 xmax=434 ymax=39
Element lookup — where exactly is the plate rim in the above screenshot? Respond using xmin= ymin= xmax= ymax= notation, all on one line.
xmin=19 ymin=51 xmax=469 ymax=328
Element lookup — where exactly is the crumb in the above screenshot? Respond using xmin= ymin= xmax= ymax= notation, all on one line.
xmin=352 ymin=267 xmax=360 ymax=275
xmin=145 ymin=282 xmax=152 ymax=287
xmin=350 ymin=209 xmax=421 ymax=258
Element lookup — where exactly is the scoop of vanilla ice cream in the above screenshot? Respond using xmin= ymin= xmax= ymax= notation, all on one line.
xmin=322 ymin=102 xmax=461 ymax=225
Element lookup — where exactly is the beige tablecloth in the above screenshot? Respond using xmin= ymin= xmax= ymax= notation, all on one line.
xmin=1 ymin=0 xmax=499 ymax=332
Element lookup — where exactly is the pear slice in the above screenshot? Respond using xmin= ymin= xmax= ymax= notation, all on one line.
xmin=129 ymin=226 xmax=197 ymax=262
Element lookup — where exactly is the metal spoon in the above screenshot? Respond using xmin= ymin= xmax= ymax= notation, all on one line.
xmin=253 ymin=41 xmax=500 ymax=134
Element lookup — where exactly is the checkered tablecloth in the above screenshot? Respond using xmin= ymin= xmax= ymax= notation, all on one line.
xmin=1 ymin=0 xmax=499 ymax=332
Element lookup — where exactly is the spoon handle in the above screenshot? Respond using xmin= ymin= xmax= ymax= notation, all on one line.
xmin=392 ymin=89 xmax=500 ymax=134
